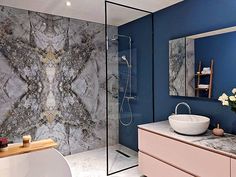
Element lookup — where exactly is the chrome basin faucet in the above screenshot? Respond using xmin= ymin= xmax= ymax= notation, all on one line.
xmin=175 ymin=102 xmax=191 ymax=115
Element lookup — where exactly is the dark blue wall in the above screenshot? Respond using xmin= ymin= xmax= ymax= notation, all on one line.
xmin=119 ymin=0 xmax=236 ymax=151
xmin=118 ymin=15 xmax=153 ymax=151
xmin=154 ymin=0 xmax=236 ymax=132
xmin=195 ymin=32 xmax=236 ymax=98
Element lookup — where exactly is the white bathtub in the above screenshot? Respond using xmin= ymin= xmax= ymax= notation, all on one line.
xmin=0 ymin=148 xmax=72 ymax=177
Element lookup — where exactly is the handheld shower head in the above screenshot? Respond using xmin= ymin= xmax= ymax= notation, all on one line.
xmin=121 ymin=55 xmax=127 ymax=61
xmin=121 ymin=55 xmax=131 ymax=68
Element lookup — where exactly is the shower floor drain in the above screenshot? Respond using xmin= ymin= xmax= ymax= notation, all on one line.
xmin=115 ymin=150 xmax=130 ymax=158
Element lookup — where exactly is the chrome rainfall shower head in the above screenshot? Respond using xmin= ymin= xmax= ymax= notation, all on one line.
xmin=111 ymin=35 xmax=118 ymax=41
xmin=111 ymin=38 xmax=117 ymax=41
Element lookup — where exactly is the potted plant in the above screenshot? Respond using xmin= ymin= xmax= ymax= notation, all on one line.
xmin=218 ymin=88 xmax=236 ymax=112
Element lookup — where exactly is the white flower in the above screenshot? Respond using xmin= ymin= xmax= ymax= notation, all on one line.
xmin=218 ymin=93 xmax=228 ymax=102
xmin=222 ymin=100 xmax=229 ymax=106
xmin=229 ymin=96 xmax=236 ymax=102
xmin=233 ymin=88 xmax=236 ymax=95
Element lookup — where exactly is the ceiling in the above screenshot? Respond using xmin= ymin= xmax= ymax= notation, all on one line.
xmin=0 ymin=0 xmax=183 ymax=26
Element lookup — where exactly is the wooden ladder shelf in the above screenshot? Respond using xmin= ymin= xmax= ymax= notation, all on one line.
xmin=195 ymin=60 xmax=214 ymax=98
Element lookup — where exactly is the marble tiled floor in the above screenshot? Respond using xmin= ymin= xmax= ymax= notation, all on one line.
xmin=66 ymin=144 xmax=142 ymax=177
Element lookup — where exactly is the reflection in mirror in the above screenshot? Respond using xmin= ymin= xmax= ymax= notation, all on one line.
xmin=169 ymin=26 xmax=236 ymax=99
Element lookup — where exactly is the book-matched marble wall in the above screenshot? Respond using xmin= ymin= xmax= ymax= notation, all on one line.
xmin=0 ymin=6 xmax=118 ymax=155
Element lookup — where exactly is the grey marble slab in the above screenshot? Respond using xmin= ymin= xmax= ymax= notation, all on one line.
xmin=169 ymin=37 xmax=195 ymax=97
xmin=138 ymin=121 xmax=236 ymax=158
xmin=0 ymin=5 xmax=119 ymax=156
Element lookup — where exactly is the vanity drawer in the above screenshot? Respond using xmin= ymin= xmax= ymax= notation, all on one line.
xmin=231 ymin=158 xmax=236 ymax=177
xmin=139 ymin=152 xmax=194 ymax=177
xmin=138 ymin=129 xmax=230 ymax=177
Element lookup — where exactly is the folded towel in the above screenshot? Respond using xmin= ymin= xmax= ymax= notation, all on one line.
xmin=198 ymin=84 xmax=209 ymax=89
xmin=203 ymin=67 xmax=211 ymax=71
xmin=201 ymin=70 xmax=211 ymax=75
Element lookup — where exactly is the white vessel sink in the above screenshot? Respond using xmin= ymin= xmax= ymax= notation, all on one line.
xmin=168 ymin=114 xmax=210 ymax=135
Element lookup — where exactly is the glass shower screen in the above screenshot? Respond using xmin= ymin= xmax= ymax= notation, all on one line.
xmin=105 ymin=1 xmax=154 ymax=175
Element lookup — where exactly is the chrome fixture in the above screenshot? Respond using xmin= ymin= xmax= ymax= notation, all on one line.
xmin=121 ymin=55 xmax=131 ymax=68
xmin=110 ymin=34 xmax=134 ymax=126
xmin=111 ymin=34 xmax=132 ymax=43
xmin=175 ymin=102 xmax=191 ymax=115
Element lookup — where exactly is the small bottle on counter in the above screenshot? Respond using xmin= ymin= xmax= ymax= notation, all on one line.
xmin=212 ymin=124 xmax=224 ymax=137
xmin=0 ymin=137 xmax=8 ymax=152
xmin=23 ymin=135 xmax=32 ymax=148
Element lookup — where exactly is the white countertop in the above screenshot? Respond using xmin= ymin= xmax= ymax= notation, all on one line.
xmin=138 ymin=121 xmax=236 ymax=158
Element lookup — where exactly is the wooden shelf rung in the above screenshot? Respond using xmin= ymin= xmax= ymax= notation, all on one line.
xmin=195 ymin=88 xmax=209 ymax=90
xmin=195 ymin=73 xmax=211 ymax=76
